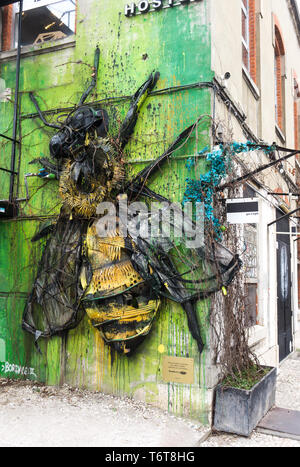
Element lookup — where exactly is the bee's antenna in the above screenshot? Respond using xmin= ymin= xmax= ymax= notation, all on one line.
xmin=29 ymin=92 xmax=61 ymax=129
xmin=78 ymin=46 xmax=100 ymax=106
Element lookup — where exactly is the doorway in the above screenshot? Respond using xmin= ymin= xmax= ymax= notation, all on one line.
xmin=276 ymin=209 xmax=293 ymax=361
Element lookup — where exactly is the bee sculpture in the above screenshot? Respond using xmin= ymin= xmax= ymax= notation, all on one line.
xmin=22 ymin=47 xmax=241 ymax=355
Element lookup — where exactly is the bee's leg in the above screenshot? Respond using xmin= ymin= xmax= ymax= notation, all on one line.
xmin=29 ymin=157 xmax=61 ymax=178
xmin=31 ymin=221 xmax=55 ymax=242
xmin=182 ymin=300 xmax=205 ymax=354
xmin=124 ymin=121 xmax=198 ymax=196
xmin=127 ymin=183 xmax=170 ymax=203
xmin=118 ymin=72 xmax=160 ymax=149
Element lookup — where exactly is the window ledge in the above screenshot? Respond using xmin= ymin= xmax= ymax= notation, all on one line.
xmin=0 ymin=36 xmax=76 ymax=63
xmin=275 ymin=123 xmax=286 ymax=143
xmin=248 ymin=325 xmax=267 ymax=348
xmin=242 ymin=66 xmax=260 ymax=101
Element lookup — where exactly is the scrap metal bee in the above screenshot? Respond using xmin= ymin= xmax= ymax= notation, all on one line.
xmin=22 ymin=47 xmax=241 ymax=355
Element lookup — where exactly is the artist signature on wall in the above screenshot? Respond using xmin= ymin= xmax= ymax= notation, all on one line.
xmin=0 ymin=362 xmax=36 ymax=378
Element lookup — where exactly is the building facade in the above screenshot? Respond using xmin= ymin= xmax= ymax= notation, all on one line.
xmin=0 ymin=0 xmax=299 ymax=425
xmin=212 ymin=0 xmax=300 ymax=366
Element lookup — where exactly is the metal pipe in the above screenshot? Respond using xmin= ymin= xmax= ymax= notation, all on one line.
xmin=268 ymin=206 xmax=300 ymax=228
xmin=9 ymin=0 xmax=23 ymax=203
xmin=0 ymin=133 xmax=19 ymax=144
xmin=0 ymin=167 xmax=18 ymax=175
xmin=217 ymin=149 xmax=300 ymax=192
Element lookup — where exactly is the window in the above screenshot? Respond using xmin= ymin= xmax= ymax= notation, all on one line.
xmin=243 ymin=185 xmax=258 ymax=327
xmin=293 ymin=75 xmax=300 ymax=150
xmin=244 ymin=225 xmax=258 ymax=327
xmin=242 ymin=0 xmax=250 ymax=70
xmin=274 ymin=22 xmax=285 ymax=132
xmin=241 ymin=0 xmax=256 ymax=83
xmin=1 ymin=0 xmax=76 ymax=51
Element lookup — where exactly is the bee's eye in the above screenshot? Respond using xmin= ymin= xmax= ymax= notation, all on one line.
xmin=50 ymin=133 xmax=65 ymax=158
xmin=73 ymin=112 xmax=84 ymax=129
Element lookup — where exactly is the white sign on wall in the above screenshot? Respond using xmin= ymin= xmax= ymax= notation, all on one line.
xmin=124 ymin=0 xmax=201 ymax=17
xmin=226 ymin=198 xmax=259 ymax=224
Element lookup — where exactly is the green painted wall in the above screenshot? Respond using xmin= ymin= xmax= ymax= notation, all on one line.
xmin=0 ymin=0 xmax=213 ymax=422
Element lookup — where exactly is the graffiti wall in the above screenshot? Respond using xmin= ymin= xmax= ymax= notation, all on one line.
xmin=0 ymin=0 xmax=213 ymax=422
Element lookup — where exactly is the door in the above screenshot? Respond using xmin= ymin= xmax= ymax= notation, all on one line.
xmin=276 ymin=210 xmax=293 ymax=362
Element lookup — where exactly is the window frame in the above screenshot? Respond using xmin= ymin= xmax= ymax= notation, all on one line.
xmin=241 ymin=0 xmax=257 ymax=85
xmin=274 ymin=23 xmax=286 ymax=134
xmin=241 ymin=0 xmax=250 ymax=72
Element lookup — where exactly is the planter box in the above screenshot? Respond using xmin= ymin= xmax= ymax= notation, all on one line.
xmin=213 ymin=367 xmax=277 ymax=437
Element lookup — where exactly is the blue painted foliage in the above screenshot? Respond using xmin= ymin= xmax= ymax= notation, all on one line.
xmin=183 ymin=142 xmax=275 ymax=239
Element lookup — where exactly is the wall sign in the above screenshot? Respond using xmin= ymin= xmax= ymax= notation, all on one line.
xmin=162 ymin=356 xmax=194 ymax=384
xmin=226 ymin=198 xmax=259 ymax=224
xmin=124 ymin=0 xmax=201 ymax=17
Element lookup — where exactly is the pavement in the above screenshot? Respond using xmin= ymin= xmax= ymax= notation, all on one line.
xmin=0 ymin=350 xmax=299 ymax=447
xmin=0 ymin=378 xmax=208 ymax=448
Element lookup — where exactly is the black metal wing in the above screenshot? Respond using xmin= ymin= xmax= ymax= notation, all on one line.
xmin=127 ymin=203 xmax=241 ymax=353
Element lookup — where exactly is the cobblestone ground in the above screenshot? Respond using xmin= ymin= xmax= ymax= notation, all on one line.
xmin=201 ymin=352 xmax=300 ymax=447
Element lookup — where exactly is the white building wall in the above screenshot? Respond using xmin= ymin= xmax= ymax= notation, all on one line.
xmin=211 ymin=0 xmax=300 ymax=149
xmin=210 ymin=0 xmax=300 ymax=367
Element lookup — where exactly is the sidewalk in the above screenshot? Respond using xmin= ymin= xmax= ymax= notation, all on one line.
xmin=0 ymin=378 xmax=208 ymax=448
xmin=0 ymin=352 xmax=299 ymax=447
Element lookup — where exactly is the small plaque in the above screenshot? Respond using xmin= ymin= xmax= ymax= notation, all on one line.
xmin=162 ymin=356 xmax=194 ymax=384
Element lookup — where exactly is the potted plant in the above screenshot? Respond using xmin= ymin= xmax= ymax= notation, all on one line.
xmin=213 ymin=365 xmax=277 ymax=437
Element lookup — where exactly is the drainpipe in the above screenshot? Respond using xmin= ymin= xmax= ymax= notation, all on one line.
xmin=9 ymin=0 xmax=23 ymax=203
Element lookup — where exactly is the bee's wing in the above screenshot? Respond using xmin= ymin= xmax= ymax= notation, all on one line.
xmin=22 ymin=215 xmax=87 ymax=339
xmin=129 ymin=203 xmax=241 ymax=355
xmin=129 ymin=202 xmax=241 ymax=301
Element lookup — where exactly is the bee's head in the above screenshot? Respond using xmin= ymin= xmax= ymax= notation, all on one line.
xmin=49 ymin=107 xmax=109 ymax=160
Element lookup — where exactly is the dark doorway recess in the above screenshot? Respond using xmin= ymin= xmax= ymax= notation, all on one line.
xmin=276 ymin=209 xmax=293 ymax=362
